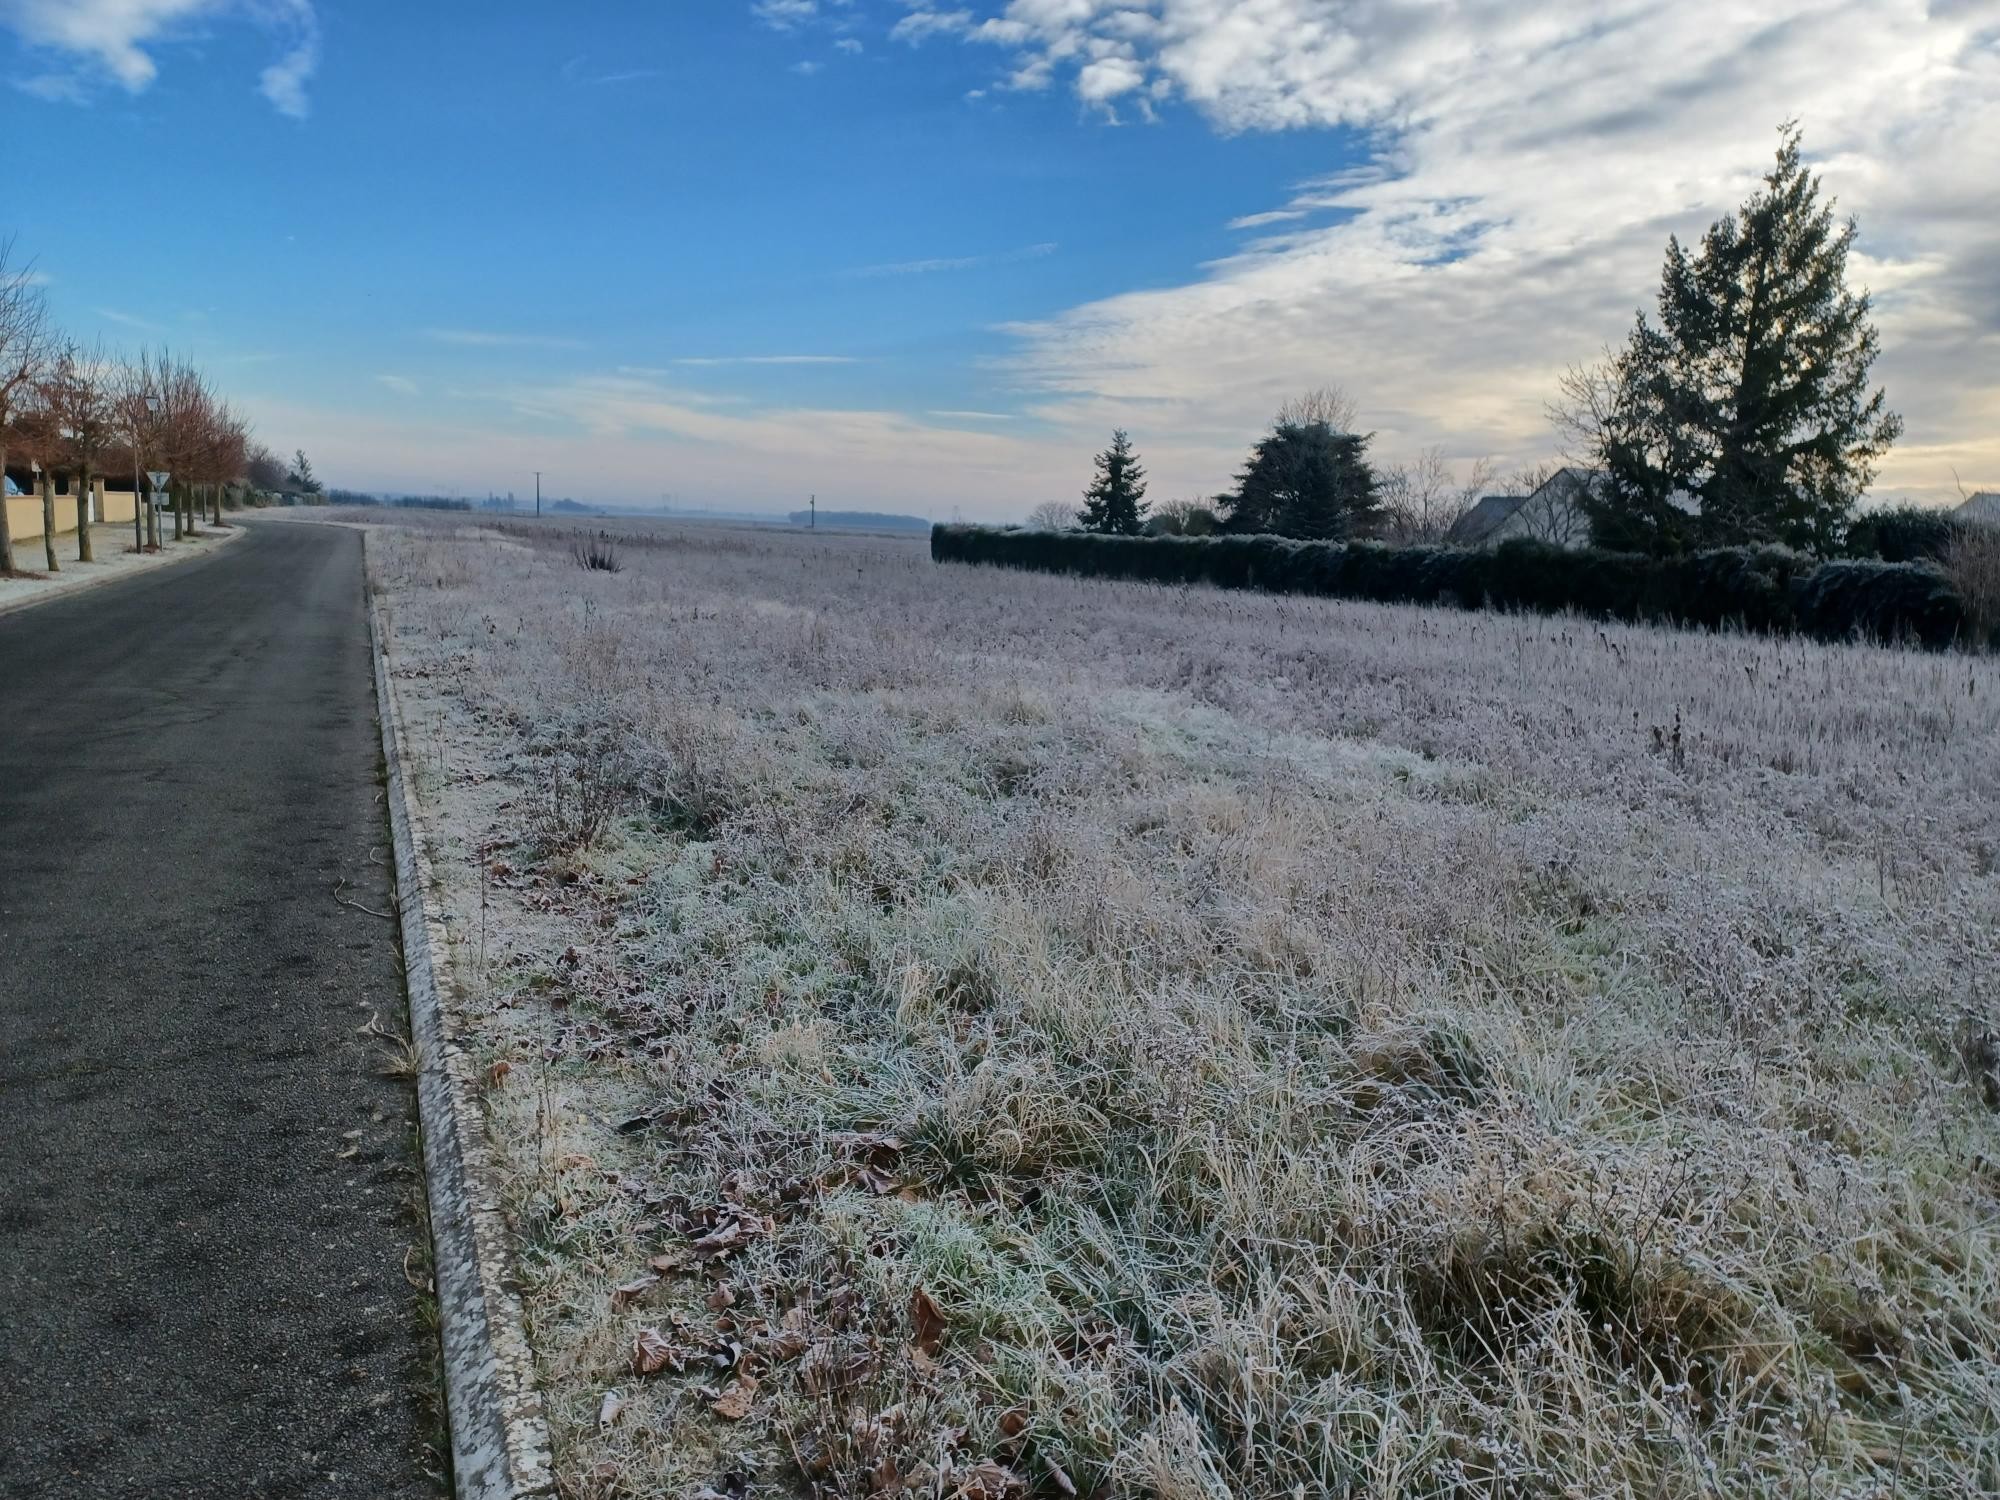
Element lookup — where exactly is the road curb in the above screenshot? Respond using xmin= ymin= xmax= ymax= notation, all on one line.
xmin=366 ymin=551 xmax=558 ymax=1500
xmin=0 ymin=524 xmax=245 ymax=618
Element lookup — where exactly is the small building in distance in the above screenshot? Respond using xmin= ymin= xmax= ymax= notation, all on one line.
xmin=1956 ymin=491 xmax=2000 ymax=527
xmin=1446 ymin=467 xmax=1603 ymax=549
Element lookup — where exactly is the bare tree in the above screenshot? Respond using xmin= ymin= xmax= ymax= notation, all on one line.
xmin=0 ymin=238 xmax=53 ymax=576
xmin=1276 ymin=384 xmax=1359 ymax=433
xmin=1148 ymin=497 xmax=1221 ymax=536
xmin=245 ymin=442 xmax=286 ymax=493
xmin=41 ymin=341 xmax=117 ymax=563
xmin=1026 ymin=499 xmax=1074 ymax=530
xmin=155 ymin=356 xmax=215 ymax=541
xmin=116 ymin=351 xmax=167 ymax=551
xmin=1379 ymin=448 xmax=1494 ymax=544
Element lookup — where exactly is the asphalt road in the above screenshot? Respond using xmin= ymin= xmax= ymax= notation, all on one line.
xmin=0 ymin=523 xmax=434 ymax=1499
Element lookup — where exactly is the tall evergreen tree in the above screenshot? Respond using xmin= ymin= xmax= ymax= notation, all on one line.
xmin=1223 ymin=420 xmax=1381 ymax=540
xmin=1078 ymin=428 xmax=1148 ymax=534
xmin=1569 ymin=125 xmax=1901 ymax=553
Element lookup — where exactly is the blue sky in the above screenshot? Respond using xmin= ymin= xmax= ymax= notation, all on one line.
xmin=3 ymin=1 xmax=1997 ymax=515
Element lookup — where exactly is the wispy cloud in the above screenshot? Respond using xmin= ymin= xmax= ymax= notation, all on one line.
xmin=673 ymin=354 xmax=859 ymax=366
xmin=1 ymin=0 xmax=321 ymax=117
xmin=791 ymin=59 xmax=823 ymax=75
xmin=557 ymin=55 xmax=665 ymax=86
xmin=422 ymin=328 xmax=589 ymax=351
xmin=848 ymin=241 xmax=1056 ymax=277
xmin=93 ymin=306 xmax=165 ymax=331
xmin=920 ymin=1 xmax=2000 ymax=505
xmin=927 ymin=410 xmax=1015 ymax=421
xmin=752 ymin=0 xmax=819 ymax=32
xmin=376 ymin=374 xmax=420 ymax=396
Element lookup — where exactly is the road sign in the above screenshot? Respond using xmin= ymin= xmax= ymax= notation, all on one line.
xmin=148 ymin=471 xmax=171 ymax=490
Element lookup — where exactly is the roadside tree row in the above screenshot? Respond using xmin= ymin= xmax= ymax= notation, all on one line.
xmin=0 ymin=236 xmax=298 ymax=576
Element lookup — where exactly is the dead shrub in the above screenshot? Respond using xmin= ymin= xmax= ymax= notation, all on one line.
xmin=1941 ymin=525 xmax=2000 ymax=647
xmin=570 ymin=531 xmax=623 ymax=574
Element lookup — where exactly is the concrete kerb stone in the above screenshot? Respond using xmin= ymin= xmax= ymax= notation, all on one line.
xmin=365 ymin=534 xmax=558 ymax=1500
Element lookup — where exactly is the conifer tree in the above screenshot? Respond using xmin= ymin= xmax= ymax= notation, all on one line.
xmin=1223 ymin=420 xmax=1381 ymax=540
xmin=1565 ymin=125 xmax=1901 ymax=553
xmin=1078 ymin=429 xmax=1148 ymax=534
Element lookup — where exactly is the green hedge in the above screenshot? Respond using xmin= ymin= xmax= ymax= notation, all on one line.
xmin=932 ymin=526 xmax=1987 ymax=650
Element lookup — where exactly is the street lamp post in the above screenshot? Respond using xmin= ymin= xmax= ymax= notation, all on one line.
xmin=535 ymin=471 xmax=542 ymax=518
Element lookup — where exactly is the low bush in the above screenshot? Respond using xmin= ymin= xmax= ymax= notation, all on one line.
xmin=932 ymin=525 xmax=1992 ymax=649
xmin=1845 ymin=503 xmax=1967 ymax=563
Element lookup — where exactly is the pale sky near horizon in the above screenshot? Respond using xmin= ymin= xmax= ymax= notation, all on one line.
xmin=3 ymin=0 xmax=1996 ymax=518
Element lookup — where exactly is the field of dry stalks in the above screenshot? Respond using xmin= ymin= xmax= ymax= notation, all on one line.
xmin=359 ymin=512 xmax=2000 ymax=1500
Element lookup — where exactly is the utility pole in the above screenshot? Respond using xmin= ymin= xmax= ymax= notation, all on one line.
xmin=809 ymin=493 xmax=815 ymax=529
xmin=534 ymin=471 xmax=542 ymax=517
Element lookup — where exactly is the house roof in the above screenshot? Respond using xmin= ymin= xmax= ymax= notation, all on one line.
xmin=1447 ymin=494 xmax=1525 ymax=544
xmin=1957 ymin=491 xmax=2000 ymax=525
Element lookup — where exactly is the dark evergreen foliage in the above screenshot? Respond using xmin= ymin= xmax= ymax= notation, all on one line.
xmin=1844 ymin=505 xmax=1967 ymax=563
xmin=930 ymin=525 xmax=1989 ymax=651
xmin=1222 ymin=420 xmax=1381 ymax=540
xmin=1079 ymin=429 xmax=1148 ymax=535
xmin=1580 ymin=127 xmax=1902 ymax=554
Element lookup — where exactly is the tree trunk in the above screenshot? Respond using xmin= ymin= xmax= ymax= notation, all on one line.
xmin=172 ymin=479 xmax=183 ymax=541
xmin=133 ymin=459 xmax=144 ymax=552
xmin=0 ymin=441 xmax=14 ymax=576
xmin=41 ymin=472 xmax=58 ymax=572
xmin=76 ymin=463 xmax=94 ymax=563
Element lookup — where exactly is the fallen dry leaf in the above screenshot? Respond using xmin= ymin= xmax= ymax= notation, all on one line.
xmin=909 ymin=1286 xmax=946 ymax=1357
xmin=612 ymin=1275 xmax=659 ymax=1307
xmin=486 ymin=1059 xmax=512 ymax=1088
xmin=647 ymin=1250 xmax=686 ymax=1276
xmin=710 ymin=1374 xmax=758 ymax=1421
xmin=997 ymin=1407 xmax=1029 ymax=1440
xmin=706 ymin=1282 xmax=737 ymax=1312
xmin=631 ymin=1326 xmax=682 ymax=1376
xmin=953 ymin=1459 xmax=1024 ymax=1499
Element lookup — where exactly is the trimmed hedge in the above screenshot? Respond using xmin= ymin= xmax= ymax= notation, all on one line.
xmin=933 ymin=526 xmax=1988 ymax=650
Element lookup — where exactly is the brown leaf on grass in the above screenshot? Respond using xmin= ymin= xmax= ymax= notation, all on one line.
xmin=953 ymin=1459 xmax=1024 ymax=1499
xmin=486 ymin=1060 xmax=512 ymax=1088
xmin=612 ymin=1275 xmax=659 ymax=1307
xmin=997 ymin=1407 xmax=1029 ymax=1440
xmin=690 ymin=1209 xmax=770 ymax=1260
xmin=909 ymin=1286 xmax=946 ymax=1357
xmin=648 ymin=1249 xmax=687 ymax=1276
xmin=762 ymin=1327 xmax=809 ymax=1362
xmin=706 ymin=1282 xmax=737 ymax=1311
xmin=597 ymin=1390 xmax=625 ymax=1429
xmin=631 ymin=1326 xmax=684 ymax=1376
xmin=710 ymin=1374 xmax=758 ymax=1421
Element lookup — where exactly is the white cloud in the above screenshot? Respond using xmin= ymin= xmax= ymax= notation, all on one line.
xmin=914 ymin=0 xmax=2000 ymax=504
xmin=375 ymin=374 xmax=419 ymax=396
xmin=421 ymin=328 xmax=589 ymax=351
xmin=847 ymin=241 xmax=1057 ymax=276
xmin=0 ymin=0 xmax=320 ymax=116
xmin=673 ymin=355 xmax=859 ymax=366
xmin=835 ymin=36 xmax=864 ymax=53
xmin=753 ymin=0 xmax=819 ymax=31
xmin=791 ymin=58 xmax=824 ymax=74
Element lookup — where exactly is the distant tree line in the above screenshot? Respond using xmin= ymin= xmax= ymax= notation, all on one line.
xmin=1037 ymin=127 xmax=1937 ymax=564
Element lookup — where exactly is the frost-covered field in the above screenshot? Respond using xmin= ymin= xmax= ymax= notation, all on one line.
xmin=360 ymin=512 xmax=2000 ymax=1499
